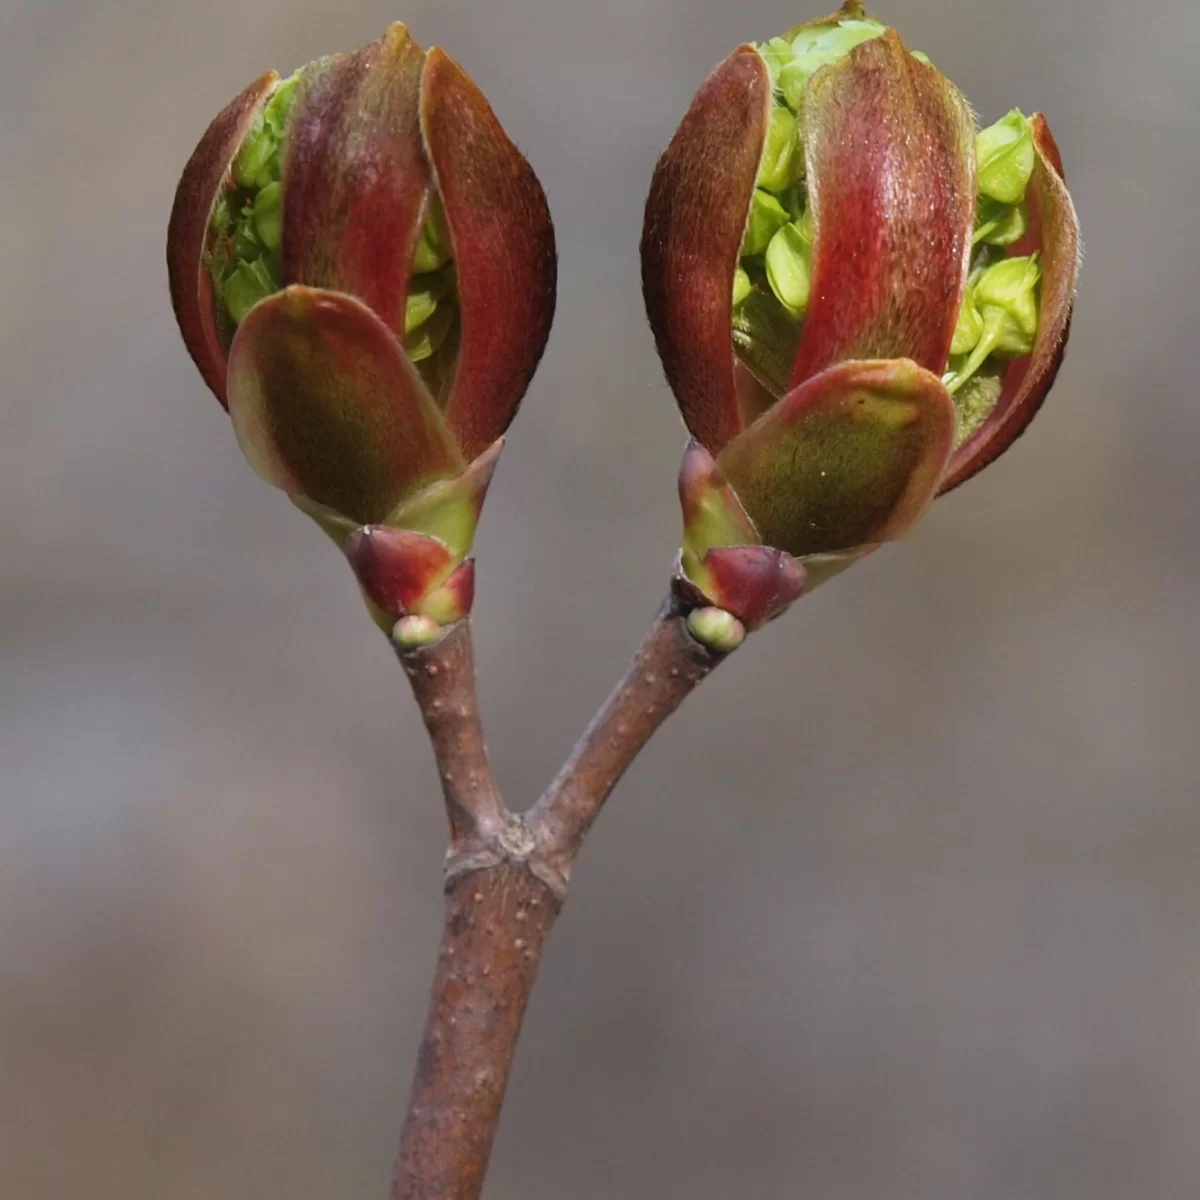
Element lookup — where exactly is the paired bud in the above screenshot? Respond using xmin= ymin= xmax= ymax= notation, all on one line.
xmin=642 ymin=1 xmax=1080 ymax=629
xmin=168 ymin=25 xmax=557 ymax=632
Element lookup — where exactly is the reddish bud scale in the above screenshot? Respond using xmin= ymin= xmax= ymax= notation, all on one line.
xmin=641 ymin=47 xmax=772 ymax=456
xmin=789 ymin=31 xmax=976 ymax=387
xmin=167 ymin=72 xmax=278 ymax=409
xmin=345 ymin=528 xmax=476 ymax=623
xmin=282 ymin=26 xmax=431 ymax=339
xmin=422 ymin=49 xmax=558 ymax=461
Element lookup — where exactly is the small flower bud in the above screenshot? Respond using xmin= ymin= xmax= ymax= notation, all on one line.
xmin=975 ymin=255 xmax=1041 ymax=354
xmin=743 ymin=190 xmax=790 ymax=257
xmin=758 ymin=36 xmax=795 ymax=87
xmin=412 ymin=197 xmax=454 ymax=274
xmin=223 ymin=258 xmax=277 ymax=326
xmin=779 ymin=17 xmax=886 ymax=108
xmin=949 ymin=283 xmax=984 ymax=358
xmin=765 ymin=218 xmax=813 ymax=317
xmin=758 ymin=107 xmax=800 ymax=193
xmin=976 ymin=109 xmax=1036 ymax=205
xmin=974 ymin=196 xmax=1029 ymax=247
xmin=732 ymin=267 xmax=754 ymax=308
xmin=946 ymin=255 xmax=1042 ymax=394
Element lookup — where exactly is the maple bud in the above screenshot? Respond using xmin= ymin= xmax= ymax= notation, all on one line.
xmin=641 ymin=1 xmax=1080 ymax=625
xmin=168 ymin=25 xmax=557 ymax=631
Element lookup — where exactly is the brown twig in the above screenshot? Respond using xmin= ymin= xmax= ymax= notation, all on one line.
xmin=526 ymin=594 xmax=726 ymax=884
xmin=390 ymin=864 xmax=559 ymax=1200
xmin=397 ymin=621 xmax=507 ymax=853
xmin=389 ymin=596 xmax=731 ymax=1199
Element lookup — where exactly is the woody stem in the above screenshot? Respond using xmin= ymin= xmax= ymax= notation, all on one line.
xmin=389 ymin=595 xmax=730 ymax=1199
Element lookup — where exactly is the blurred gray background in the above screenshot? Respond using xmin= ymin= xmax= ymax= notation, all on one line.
xmin=2 ymin=0 xmax=1197 ymax=1196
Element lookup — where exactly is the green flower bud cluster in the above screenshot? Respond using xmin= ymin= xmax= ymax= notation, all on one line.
xmin=734 ymin=17 xmax=930 ymax=394
xmin=204 ymin=75 xmax=458 ymax=376
xmin=944 ymin=110 xmax=1042 ymax=425
xmin=404 ymin=197 xmax=457 ymax=368
xmin=206 ymin=73 xmax=301 ymax=326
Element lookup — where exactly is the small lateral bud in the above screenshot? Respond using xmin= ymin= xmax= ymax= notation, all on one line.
xmin=392 ymin=614 xmax=445 ymax=651
xmin=687 ymin=606 xmax=747 ymax=654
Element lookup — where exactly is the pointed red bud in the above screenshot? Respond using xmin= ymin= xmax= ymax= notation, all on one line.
xmin=345 ymin=527 xmax=476 ymax=623
xmin=941 ymin=115 xmax=1080 ymax=491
